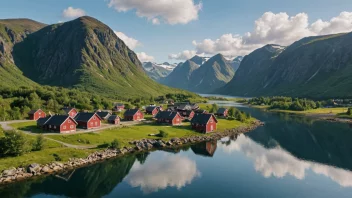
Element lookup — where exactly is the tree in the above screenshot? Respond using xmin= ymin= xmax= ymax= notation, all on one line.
xmin=0 ymin=130 xmax=28 ymax=156
xmin=210 ymin=104 xmax=219 ymax=113
xmin=110 ymin=139 xmax=119 ymax=149
xmin=347 ymin=108 xmax=352 ymax=116
xmin=32 ymin=135 xmax=45 ymax=151
xmin=228 ymin=107 xmax=236 ymax=117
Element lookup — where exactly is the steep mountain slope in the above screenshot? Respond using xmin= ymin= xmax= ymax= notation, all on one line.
xmin=160 ymin=60 xmax=199 ymax=90
xmin=11 ymin=16 xmax=183 ymax=99
xmin=218 ymin=32 xmax=352 ymax=98
xmin=188 ymin=54 xmax=235 ymax=93
xmin=142 ymin=62 xmax=176 ymax=81
xmin=217 ymin=44 xmax=285 ymax=96
xmin=0 ymin=19 xmax=46 ymax=88
xmin=227 ymin=56 xmax=243 ymax=72
xmin=189 ymin=55 xmax=209 ymax=65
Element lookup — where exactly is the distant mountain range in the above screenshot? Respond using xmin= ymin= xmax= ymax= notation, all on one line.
xmin=159 ymin=54 xmax=241 ymax=93
xmin=217 ymin=32 xmax=352 ymax=98
xmin=0 ymin=17 xmax=191 ymax=99
xmin=142 ymin=62 xmax=178 ymax=81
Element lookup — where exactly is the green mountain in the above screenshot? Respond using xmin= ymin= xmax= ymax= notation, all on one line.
xmin=188 ymin=54 xmax=235 ymax=93
xmin=218 ymin=32 xmax=352 ymax=98
xmin=160 ymin=60 xmax=199 ymax=90
xmin=0 ymin=18 xmax=46 ymax=88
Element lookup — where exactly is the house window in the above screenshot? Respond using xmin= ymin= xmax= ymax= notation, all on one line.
xmin=49 ymin=125 xmax=51 ymax=128
xmin=93 ymin=117 xmax=96 ymax=120
xmin=95 ymin=122 xmax=98 ymax=126
xmin=54 ymin=126 xmax=56 ymax=129
xmin=90 ymin=122 xmax=93 ymax=126
xmin=63 ymin=126 xmax=66 ymax=129
xmin=70 ymin=125 xmax=74 ymax=129
xmin=210 ymin=125 xmax=214 ymax=131
xmin=68 ymin=120 xmax=71 ymax=123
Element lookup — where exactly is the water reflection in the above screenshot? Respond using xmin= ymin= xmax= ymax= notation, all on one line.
xmin=124 ymin=153 xmax=200 ymax=193
xmin=191 ymin=141 xmax=217 ymax=157
xmin=219 ymin=135 xmax=352 ymax=187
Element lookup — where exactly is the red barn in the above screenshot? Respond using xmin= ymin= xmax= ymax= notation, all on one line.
xmin=215 ymin=108 xmax=228 ymax=117
xmin=124 ymin=109 xmax=144 ymax=121
xmin=108 ymin=115 xmax=121 ymax=125
xmin=28 ymin=109 xmax=46 ymax=120
xmin=191 ymin=114 xmax=218 ymax=133
xmin=145 ymin=106 xmax=160 ymax=116
xmin=62 ymin=107 xmax=78 ymax=118
xmin=39 ymin=115 xmax=77 ymax=133
xmin=155 ymin=111 xmax=182 ymax=126
xmin=74 ymin=113 xmax=102 ymax=129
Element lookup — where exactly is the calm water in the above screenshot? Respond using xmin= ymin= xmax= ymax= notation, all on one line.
xmin=2 ymin=101 xmax=352 ymax=197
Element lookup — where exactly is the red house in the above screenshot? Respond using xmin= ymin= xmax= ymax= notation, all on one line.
xmin=113 ymin=103 xmax=125 ymax=112
xmin=179 ymin=110 xmax=195 ymax=121
xmin=155 ymin=111 xmax=182 ymax=126
xmin=108 ymin=115 xmax=121 ymax=125
xmin=28 ymin=109 xmax=46 ymax=120
xmin=124 ymin=109 xmax=144 ymax=121
xmin=145 ymin=106 xmax=160 ymax=116
xmin=191 ymin=114 xmax=218 ymax=133
xmin=215 ymin=108 xmax=229 ymax=117
xmin=38 ymin=115 xmax=77 ymax=133
xmin=74 ymin=113 xmax=102 ymax=129
xmin=62 ymin=107 xmax=78 ymax=118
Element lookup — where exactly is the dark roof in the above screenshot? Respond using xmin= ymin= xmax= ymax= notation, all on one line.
xmin=155 ymin=111 xmax=179 ymax=119
xmin=96 ymin=111 xmax=111 ymax=118
xmin=184 ymin=110 xmax=194 ymax=116
xmin=61 ymin=107 xmax=75 ymax=114
xmin=176 ymin=104 xmax=192 ymax=110
xmin=28 ymin=109 xmax=41 ymax=114
xmin=146 ymin=106 xmax=159 ymax=112
xmin=124 ymin=109 xmax=140 ymax=116
xmin=217 ymin=108 xmax=227 ymax=114
xmin=195 ymin=109 xmax=207 ymax=114
xmin=37 ymin=116 xmax=51 ymax=125
xmin=191 ymin=114 xmax=218 ymax=125
xmin=74 ymin=113 xmax=101 ymax=122
xmin=108 ymin=115 xmax=120 ymax=121
xmin=45 ymin=115 xmax=77 ymax=126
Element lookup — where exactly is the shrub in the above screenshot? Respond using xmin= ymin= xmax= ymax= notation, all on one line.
xmin=32 ymin=135 xmax=45 ymax=151
xmin=347 ymin=108 xmax=352 ymax=116
xmin=53 ymin=153 xmax=62 ymax=161
xmin=0 ymin=130 xmax=28 ymax=156
xmin=110 ymin=139 xmax=119 ymax=149
xmin=157 ymin=130 xmax=168 ymax=138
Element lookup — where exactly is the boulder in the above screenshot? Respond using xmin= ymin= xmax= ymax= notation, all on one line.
xmin=41 ymin=166 xmax=53 ymax=174
xmin=2 ymin=168 xmax=17 ymax=177
xmin=27 ymin=163 xmax=41 ymax=174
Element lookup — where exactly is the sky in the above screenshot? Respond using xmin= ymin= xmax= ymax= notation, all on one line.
xmin=1 ymin=0 xmax=352 ymax=63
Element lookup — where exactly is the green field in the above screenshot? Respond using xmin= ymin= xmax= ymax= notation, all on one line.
xmin=251 ymin=105 xmax=348 ymax=116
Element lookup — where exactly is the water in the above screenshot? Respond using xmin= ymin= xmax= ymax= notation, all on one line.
xmin=2 ymin=101 xmax=352 ymax=198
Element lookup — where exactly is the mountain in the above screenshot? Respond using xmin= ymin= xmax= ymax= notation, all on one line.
xmin=218 ymin=32 xmax=352 ymax=98
xmin=227 ymin=56 xmax=243 ymax=72
xmin=160 ymin=54 xmax=235 ymax=93
xmin=142 ymin=62 xmax=177 ymax=81
xmin=189 ymin=55 xmax=209 ymax=66
xmin=4 ymin=16 xmax=187 ymax=99
xmin=160 ymin=60 xmax=200 ymax=90
xmin=0 ymin=18 xmax=46 ymax=88
xmin=188 ymin=54 xmax=235 ymax=93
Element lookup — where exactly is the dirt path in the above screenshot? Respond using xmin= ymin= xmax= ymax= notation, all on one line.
xmin=0 ymin=120 xmax=31 ymax=131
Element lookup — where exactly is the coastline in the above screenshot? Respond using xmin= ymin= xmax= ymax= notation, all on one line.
xmin=0 ymin=120 xmax=264 ymax=186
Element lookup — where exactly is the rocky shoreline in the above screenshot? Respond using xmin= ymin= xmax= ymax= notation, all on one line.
xmin=0 ymin=120 xmax=263 ymax=185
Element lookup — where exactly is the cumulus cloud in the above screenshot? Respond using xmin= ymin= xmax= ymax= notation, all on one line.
xmin=219 ymin=135 xmax=352 ymax=187
xmin=108 ymin=0 xmax=202 ymax=25
xmin=168 ymin=50 xmax=197 ymax=60
xmin=137 ymin=52 xmax=155 ymax=62
xmin=114 ymin=31 xmax=141 ymax=50
xmin=62 ymin=7 xmax=86 ymax=19
xmin=125 ymin=154 xmax=200 ymax=193
xmin=170 ymin=11 xmax=352 ymax=60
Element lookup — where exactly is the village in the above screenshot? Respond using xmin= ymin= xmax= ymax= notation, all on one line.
xmin=28 ymin=102 xmax=232 ymax=134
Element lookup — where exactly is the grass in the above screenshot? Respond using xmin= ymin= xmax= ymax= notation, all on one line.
xmin=0 ymin=148 xmax=92 ymax=171
xmin=270 ymin=107 xmax=348 ymax=115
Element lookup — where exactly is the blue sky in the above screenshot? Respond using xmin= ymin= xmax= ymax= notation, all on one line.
xmin=1 ymin=0 xmax=352 ymax=62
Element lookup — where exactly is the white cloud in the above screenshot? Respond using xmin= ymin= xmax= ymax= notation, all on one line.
xmin=219 ymin=135 xmax=352 ymax=187
xmin=108 ymin=0 xmax=202 ymax=25
xmin=170 ymin=11 xmax=352 ymax=60
xmin=125 ymin=154 xmax=200 ymax=193
xmin=137 ymin=52 xmax=155 ymax=62
xmin=168 ymin=50 xmax=197 ymax=60
xmin=62 ymin=7 xmax=86 ymax=19
xmin=114 ymin=31 xmax=141 ymax=50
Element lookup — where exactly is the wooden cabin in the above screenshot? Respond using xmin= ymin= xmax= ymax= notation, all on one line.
xmin=61 ymin=107 xmax=78 ymax=118
xmin=155 ymin=111 xmax=182 ymax=126
xmin=191 ymin=114 xmax=218 ymax=133
xmin=145 ymin=106 xmax=161 ymax=116
xmin=113 ymin=103 xmax=125 ymax=112
xmin=38 ymin=115 xmax=77 ymax=133
xmin=124 ymin=109 xmax=144 ymax=121
xmin=108 ymin=115 xmax=121 ymax=125
xmin=28 ymin=109 xmax=46 ymax=120
xmin=96 ymin=111 xmax=112 ymax=120
xmin=74 ymin=113 xmax=102 ymax=129
xmin=215 ymin=108 xmax=229 ymax=117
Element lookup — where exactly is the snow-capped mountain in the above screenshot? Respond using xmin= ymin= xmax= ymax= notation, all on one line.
xmin=142 ymin=62 xmax=178 ymax=81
